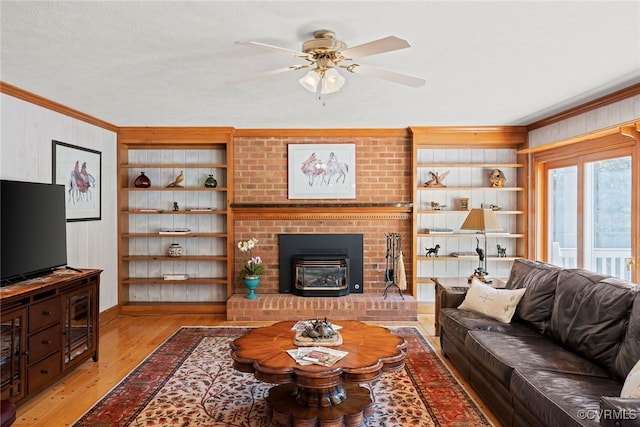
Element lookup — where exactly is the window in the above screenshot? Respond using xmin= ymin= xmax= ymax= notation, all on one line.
xmin=534 ymin=138 xmax=638 ymax=282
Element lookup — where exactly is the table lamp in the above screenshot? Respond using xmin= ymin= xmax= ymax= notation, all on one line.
xmin=460 ymin=208 xmax=503 ymax=282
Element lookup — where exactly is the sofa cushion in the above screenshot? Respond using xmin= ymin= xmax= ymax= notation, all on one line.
xmin=458 ymin=278 xmax=526 ymax=323
xmin=549 ymin=269 xmax=637 ymax=373
xmin=511 ymin=368 xmax=622 ymax=427
xmin=466 ymin=331 xmax=611 ymax=390
xmin=621 ymin=359 xmax=640 ymax=398
xmin=506 ymin=258 xmax=560 ymax=333
xmin=440 ymin=307 xmax=538 ymax=347
xmin=613 ymin=291 xmax=640 ymax=380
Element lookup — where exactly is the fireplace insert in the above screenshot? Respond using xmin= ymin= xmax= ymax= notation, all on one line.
xmin=279 ymin=234 xmax=363 ymax=296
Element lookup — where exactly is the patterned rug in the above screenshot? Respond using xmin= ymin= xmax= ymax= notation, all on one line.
xmin=73 ymin=326 xmax=492 ymax=426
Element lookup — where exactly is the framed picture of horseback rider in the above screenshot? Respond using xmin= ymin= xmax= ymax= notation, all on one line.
xmin=52 ymin=140 xmax=102 ymax=221
xmin=288 ymin=143 xmax=356 ymax=199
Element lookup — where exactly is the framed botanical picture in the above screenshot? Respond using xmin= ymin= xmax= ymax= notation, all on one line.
xmin=288 ymin=143 xmax=356 ymax=199
xmin=52 ymin=140 xmax=102 ymax=221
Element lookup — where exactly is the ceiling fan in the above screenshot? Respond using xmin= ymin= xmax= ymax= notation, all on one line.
xmin=231 ymin=30 xmax=426 ymax=96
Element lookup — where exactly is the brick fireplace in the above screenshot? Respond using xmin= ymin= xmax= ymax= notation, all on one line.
xmin=227 ymin=205 xmax=416 ymax=321
xmin=227 ymin=131 xmax=417 ymax=321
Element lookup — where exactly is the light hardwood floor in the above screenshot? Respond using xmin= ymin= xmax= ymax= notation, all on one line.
xmin=12 ymin=306 xmax=498 ymax=426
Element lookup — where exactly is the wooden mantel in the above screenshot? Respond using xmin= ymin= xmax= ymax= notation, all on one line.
xmin=231 ymin=203 xmax=412 ymax=220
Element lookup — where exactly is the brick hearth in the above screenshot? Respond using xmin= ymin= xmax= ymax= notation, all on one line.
xmin=226 ymin=293 xmax=417 ymax=322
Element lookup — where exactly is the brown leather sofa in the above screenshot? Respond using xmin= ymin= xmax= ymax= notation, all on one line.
xmin=439 ymin=259 xmax=640 ymax=427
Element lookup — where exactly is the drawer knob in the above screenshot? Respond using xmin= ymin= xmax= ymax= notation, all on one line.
xmin=41 ymin=369 xmax=50 ymax=374
xmin=43 ymin=339 xmax=52 ymax=344
xmin=43 ymin=310 xmax=52 ymax=316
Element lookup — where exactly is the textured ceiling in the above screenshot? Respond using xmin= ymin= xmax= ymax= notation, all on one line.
xmin=1 ymin=1 xmax=639 ymax=129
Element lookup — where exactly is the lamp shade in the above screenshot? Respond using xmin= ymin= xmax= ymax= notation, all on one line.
xmin=299 ymin=68 xmax=345 ymax=94
xmin=299 ymin=70 xmax=322 ymax=92
xmin=321 ymin=68 xmax=345 ymax=94
xmin=460 ymin=208 xmax=503 ymax=232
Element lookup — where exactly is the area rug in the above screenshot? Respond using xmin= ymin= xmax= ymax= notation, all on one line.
xmin=73 ymin=326 xmax=492 ymax=426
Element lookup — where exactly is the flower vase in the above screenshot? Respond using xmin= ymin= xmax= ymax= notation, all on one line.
xmin=133 ymin=172 xmax=151 ymax=188
xmin=242 ymin=276 xmax=260 ymax=299
xmin=204 ymin=174 xmax=217 ymax=188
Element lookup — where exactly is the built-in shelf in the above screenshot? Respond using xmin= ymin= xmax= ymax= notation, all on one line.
xmin=122 ymin=233 xmax=227 ymax=238
xmin=122 ymin=277 xmax=227 ymax=285
xmin=122 ymin=255 xmax=227 ymax=261
xmin=122 ymin=187 xmax=227 ymax=192
xmin=416 ymin=256 xmax=523 ymax=261
xmin=417 ymin=163 xmax=525 ymax=168
xmin=122 ymin=163 xmax=227 ymax=169
xmin=117 ymin=127 xmax=234 ymax=314
xmin=417 ymin=187 xmax=524 ymax=191
xmin=411 ymin=126 xmax=527 ymax=296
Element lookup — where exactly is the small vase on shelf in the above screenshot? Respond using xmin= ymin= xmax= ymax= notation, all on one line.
xmin=167 ymin=243 xmax=184 ymax=257
xmin=133 ymin=172 xmax=151 ymax=188
xmin=242 ymin=275 xmax=260 ymax=299
xmin=204 ymin=174 xmax=217 ymax=188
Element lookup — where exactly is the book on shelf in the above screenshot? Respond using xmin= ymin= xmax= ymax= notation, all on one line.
xmin=286 ymin=346 xmax=348 ymax=367
xmin=163 ymin=274 xmax=189 ymax=280
xmin=187 ymin=208 xmax=217 ymax=212
xmin=450 ymin=252 xmax=478 ymax=258
xmin=159 ymin=228 xmax=191 ymax=235
xmin=425 ymin=228 xmax=454 ymax=234
xmin=134 ymin=208 xmax=163 ymax=213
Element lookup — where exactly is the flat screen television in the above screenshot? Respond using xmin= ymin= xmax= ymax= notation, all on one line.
xmin=1 ymin=179 xmax=68 ymax=286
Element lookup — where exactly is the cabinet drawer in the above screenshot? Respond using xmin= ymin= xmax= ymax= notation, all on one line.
xmin=29 ymin=296 xmax=62 ymax=332
xmin=27 ymin=351 xmax=61 ymax=394
xmin=28 ymin=323 xmax=62 ymax=364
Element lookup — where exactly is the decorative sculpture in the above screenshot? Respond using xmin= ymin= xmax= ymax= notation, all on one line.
xmin=166 ymin=170 xmax=185 ymax=188
xmin=489 ymin=169 xmax=506 ymax=188
xmin=424 ymin=171 xmax=450 ymax=187
xmin=497 ymin=245 xmax=507 ymax=257
xmin=430 ymin=201 xmax=447 ymax=210
xmin=425 ymin=244 xmax=440 ymax=257
xmin=302 ymin=318 xmax=337 ymax=339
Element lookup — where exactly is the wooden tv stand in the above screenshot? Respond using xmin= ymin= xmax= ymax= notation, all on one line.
xmin=0 ymin=269 xmax=101 ymax=405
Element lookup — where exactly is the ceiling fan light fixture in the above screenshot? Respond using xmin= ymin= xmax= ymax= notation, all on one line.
xmin=299 ymin=68 xmax=345 ymax=95
xmin=299 ymin=70 xmax=322 ymax=92
xmin=321 ymin=68 xmax=345 ymax=94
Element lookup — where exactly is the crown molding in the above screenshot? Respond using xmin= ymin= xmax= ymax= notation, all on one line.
xmin=0 ymin=81 xmax=118 ymax=132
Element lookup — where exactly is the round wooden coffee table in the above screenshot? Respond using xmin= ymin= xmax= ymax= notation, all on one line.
xmin=230 ymin=320 xmax=407 ymax=427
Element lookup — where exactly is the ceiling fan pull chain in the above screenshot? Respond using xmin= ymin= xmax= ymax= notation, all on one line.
xmin=316 ymin=73 xmax=324 ymax=101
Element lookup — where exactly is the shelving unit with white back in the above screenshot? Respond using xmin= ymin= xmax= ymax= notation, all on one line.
xmin=410 ymin=126 xmax=527 ymax=301
xmin=117 ymin=127 xmax=234 ymax=315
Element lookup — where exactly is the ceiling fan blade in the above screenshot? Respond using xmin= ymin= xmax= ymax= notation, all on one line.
xmin=341 ymin=36 xmax=411 ymax=59
xmin=350 ymin=64 xmax=426 ymax=88
xmin=237 ymin=41 xmax=307 ymax=57
xmin=227 ymin=66 xmax=305 ymax=85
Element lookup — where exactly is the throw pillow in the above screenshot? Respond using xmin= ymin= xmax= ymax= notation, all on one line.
xmin=458 ymin=278 xmax=527 ymax=323
xmin=621 ymin=358 xmax=640 ymax=398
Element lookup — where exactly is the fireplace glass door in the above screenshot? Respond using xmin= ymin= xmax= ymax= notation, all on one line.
xmin=294 ymin=256 xmax=349 ymax=296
